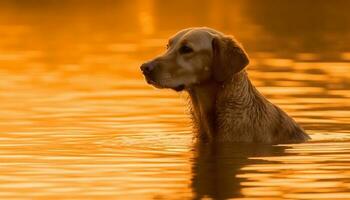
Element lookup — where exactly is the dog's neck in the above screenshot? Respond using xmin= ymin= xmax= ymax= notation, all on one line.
xmin=187 ymin=80 xmax=219 ymax=141
xmin=187 ymin=71 xmax=261 ymax=141
xmin=222 ymin=71 xmax=266 ymax=108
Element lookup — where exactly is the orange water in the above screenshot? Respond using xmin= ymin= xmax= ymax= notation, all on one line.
xmin=0 ymin=1 xmax=350 ymax=199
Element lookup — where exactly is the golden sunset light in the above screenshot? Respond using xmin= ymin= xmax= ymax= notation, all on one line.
xmin=0 ymin=1 xmax=350 ymax=199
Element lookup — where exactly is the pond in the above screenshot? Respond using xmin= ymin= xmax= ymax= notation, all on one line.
xmin=0 ymin=0 xmax=349 ymax=199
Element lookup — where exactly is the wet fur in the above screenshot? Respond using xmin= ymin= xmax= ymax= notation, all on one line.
xmin=189 ymin=71 xmax=310 ymax=144
xmin=142 ymin=27 xmax=311 ymax=144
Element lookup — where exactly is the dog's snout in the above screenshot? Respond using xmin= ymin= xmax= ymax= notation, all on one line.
xmin=140 ymin=62 xmax=155 ymax=74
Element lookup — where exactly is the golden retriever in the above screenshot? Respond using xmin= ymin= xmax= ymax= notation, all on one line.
xmin=140 ymin=27 xmax=310 ymax=144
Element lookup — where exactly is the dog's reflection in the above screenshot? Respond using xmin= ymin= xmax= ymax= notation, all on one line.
xmin=191 ymin=142 xmax=288 ymax=200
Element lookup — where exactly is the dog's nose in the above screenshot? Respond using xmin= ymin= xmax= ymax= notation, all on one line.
xmin=140 ymin=61 xmax=155 ymax=74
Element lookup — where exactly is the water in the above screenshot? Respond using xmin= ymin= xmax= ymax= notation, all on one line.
xmin=0 ymin=1 xmax=350 ymax=199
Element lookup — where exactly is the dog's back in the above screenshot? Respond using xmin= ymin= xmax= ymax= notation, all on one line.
xmin=214 ymin=71 xmax=310 ymax=144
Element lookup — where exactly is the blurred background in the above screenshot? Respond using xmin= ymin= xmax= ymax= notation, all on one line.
xmin=0 ymin=1 xmax=350 ymax=200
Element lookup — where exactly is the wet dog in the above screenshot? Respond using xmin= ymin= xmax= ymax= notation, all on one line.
xmin=141 ymin=27 xmax=310 ymax=144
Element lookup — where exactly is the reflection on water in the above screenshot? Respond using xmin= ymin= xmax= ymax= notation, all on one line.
xmin=192 ymin=143 xmax=289 ymax=199
xmin=0 ymin=0 xmax=350 ymax=199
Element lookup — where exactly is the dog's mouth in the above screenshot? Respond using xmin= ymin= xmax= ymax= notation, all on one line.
xmin=144 ymin=77 xmax=161 ymax=88
xmin=145 ymin=77 xmax=185 ymax=92
xmin=171 ymin=84 xmax=185 ymax=92
xmin=143 ymin=73 xmax=186 ymax=92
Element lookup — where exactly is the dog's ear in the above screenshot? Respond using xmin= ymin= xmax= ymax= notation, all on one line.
xmin=211 ymin=36 xmax=249 ymax=82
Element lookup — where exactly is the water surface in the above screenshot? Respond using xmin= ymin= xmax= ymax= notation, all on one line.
xmin=0 ymin=1 xmax=350 ymax=199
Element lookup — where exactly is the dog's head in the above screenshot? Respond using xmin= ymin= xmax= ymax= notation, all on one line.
xmin=140 ymin=27 xmax=249 ymax=91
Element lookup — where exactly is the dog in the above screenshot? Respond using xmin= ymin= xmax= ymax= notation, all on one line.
xmin=140 ymin=27 xmax=310 ymax=144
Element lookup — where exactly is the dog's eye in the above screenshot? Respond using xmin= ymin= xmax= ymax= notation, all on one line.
xmin=179 ymin=45 xmax=193 ymax=54
xmin=166 ymin=44 xmax=169 ymax=49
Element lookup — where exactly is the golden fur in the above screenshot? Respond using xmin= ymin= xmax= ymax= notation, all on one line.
xmin=141 ymin=27 xmax=310 ymax=144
